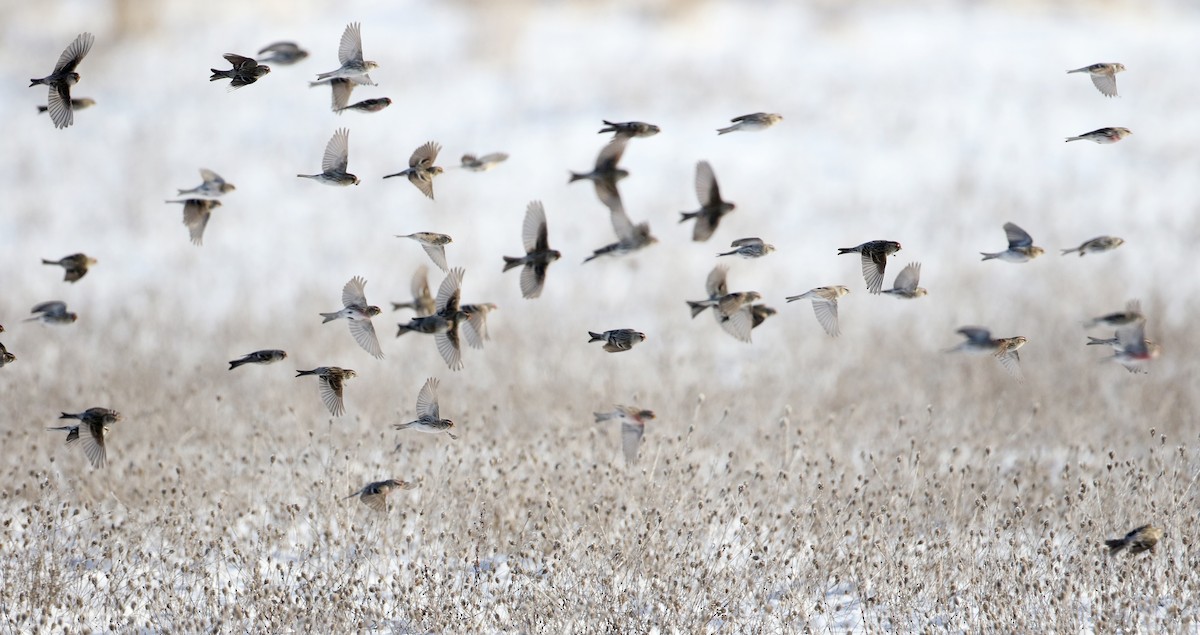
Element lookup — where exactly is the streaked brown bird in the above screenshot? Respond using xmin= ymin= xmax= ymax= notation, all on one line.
xmin=42 ymin=253 xmax=96 ymax=283
xmin=345 ymin=479 xmax=416 ymax=512
xmin=502 ymin=201 xmax=562 ymax=299
xmin=594 ymin=405 xmax=656 ymax=465
xmin=588 ymin=329 xmax=646 ymax=353
xmin=1105 ymin=525 xmax=1162 ymax=555
xmin=383 ymin=142 xmax=444 ymax=200
xmin=394 ymin=377 xmax=458 ymax=439
xmin=48 ymin=407 xmax=121 ymax=468
xmin=165 ymin=199 xmax=222 ymax=246
xmin=295 ymin=367 xmax=356 ymax=416
xmin=838 ymin=240 xmax=902 ymax=294
xmin=30 ymin=32 xmax=94 ymax=129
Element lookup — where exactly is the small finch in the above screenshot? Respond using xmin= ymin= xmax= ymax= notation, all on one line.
xmin=177 ymin=169 xmax=236 ymax=198
xmin=315 ymin=23 xmax=378 ymax=82
xmin=502 ymin=200 xmax=562 ymax=299
xmin=718 ymin=237 xmax=774 ymax=259
xmin=298 ymin=128 xmax=359 ymax=186
xmin=30 ymin=32 xmax=94 ymax=129
xmin=344 ymin=479 xmax=416 ymax=512
xmin=459 ymin=303 xmax=498 ymax=350
xmin=1085 ymin=300 xmax=1144 ymax=329
xmin=588 ymin=329 xmax=646 ymax=353
xmin=714 ymin=291 xmax=763 ymax=343
xmin=397 ymin=232 xmax=452 ymax=272
xmin=392 ymin=266 xmax=436 ymax=317
xmin=165 ymin=199 xmax=222 ymax=246
xmin=320 ymin=276 xmax=384 ymax=359
xmin=570 ymin=137 xmax=630 ymax=210
xmin=0 ymin=342 xmax=14 ymax=368
xmin=460 ymin=153 xmax=509 ymax=172
xmin=42 ymin=253 xmax=96 ymax=283
xmin=1067 ymin=63 xmax=1125 ymax=98
xmin=209 ymin=54 xmax=270 ymax=89
xmin=584 ymin=192 xmax=657 ymax=263
xmin=594 ymin=405 xmax=656 ymax=465
xmin=1107 ymin=321 xmax=1160 ymax=374
xmin=679 ymin=161 xmax=736 ymax=242
xmin=1065 ymin=127 xmax=1131 ymax=144
xmin=717 ymin=112 xmax=782 ymax=135
xmin=948 ymin=327 xmax=1027 ymax=380
xmin=49 ymin=407 xmax=121 ymax=468
xmin=881 ymin=262 xmax=928 ymax=298
xmin=786 ymin=286 xmax=850 ymax=337
xmin=1105 ymin=524 xmax=1162 ymax=555
xmin=383 ymin=141 xmax=444 ymax=200
xmin=394 ymin=377 xmax=457 ymax=439
xmin=598 ymin=120 xmax=661 ymax=139
xmin=838 ymin=241 xmax=902 ymax=294
xmin=228 ymin=349 xmax=287 ymax=370
xmin=1061 ymin=235 xmax=1124 ymax=257
xmin=257 ymin=41 xmax=309 ymax=65
xmin=685 ymin=265 xmax=729 ymax=318
xmin=36 ymin=97 xmax=95 ymax=117
xmin=295 ymin=367 xmax=356 ymax=416
xmin=336 ymin=97 xmax=392 ymax=113
xmin=981 ymin=222 xmax=1044 ymax=263
xmin=397 ymin=268 xmax=465 ymax=371
xmin=26 ymin=301 xmax=77 ymax=325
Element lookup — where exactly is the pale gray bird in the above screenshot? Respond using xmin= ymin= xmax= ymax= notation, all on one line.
xmin=598 ymin=120 xmax=661 ymax=139
xmin=680 ymin=161 xmax=736 ymax=242
xmin=786 ymin=286 xmax=850 ymax=337
xmin=397 ymin=232 xmax=451 ymax=272
xmin=981 ymin=223 xmax=1044 ymax=263
xmin=295 ymin=367 xmax=356 ymax=416
xmin=336 ymin=97 xmax=391 ymax=114
xmin=228 ymin=349 xmax=287 ymax=370
xmin=394 ymin=377 xmax=458 ymax=439
xmin=881 ymin=262 xmax=927 ymax=298
xmin=718 ymin=237 xmax=774 ymax=258
xmin=30 ymin=32 xmax=94 ymax=129
xmin=345 ymin=479 xmax=416 ymax=512
xmin=383 ymin=141 xmax=444 ymax=200
xmin=42 ymin=253 xmax=96 ymax=283
xmin=165 ymin=199 xmax=222 ymax=245
xmin=717 ymin=112 xmax=782 ymax=135
xmin=502 ymin=201 xmax=562 ymax=299
xmin=177 ymin=169 xmax=236 ymax=198
xmin=583 ymin=190 xmax=657 ymax=262
xmin=315 ymin=23 xmax=378 ymax=82
xmin=838 ymin=241 xmax=902 ymax=294
xmin=297 ymin=128 xmax=359 ymax=185
xmin=686 ymin=265 xmax=729 ymax=318
xmin=310 ymin=77 xmax=358 ymax=111
xmin=588 ymin=329 xmax=646 ymax=353
xmin=1067 ymin=63 xmax=1125 ymax=98
xmin=460 ymin=153 xmax=509 ymax=171
xmin=26 ymin=301 xmax=77 ymax=324
xmin=257 ymin=41 xmax=309 ymax=65
xmin=1065 ymin=127 xmax=1131 ymax=144
xmin=594 ymin=405 xmax=656 ymax=465
xmin=948 ymin=327 xmax=1027 ymax=380
xmin=1061 ymin=236 xmax=1124 ymax=257
xmin=320 ymin=276 xmax=384 ymax=359
xmin=49 ymin=407 xmax=121 ymax=468
xmin=392 ymin=266 xmax=436 ymax=317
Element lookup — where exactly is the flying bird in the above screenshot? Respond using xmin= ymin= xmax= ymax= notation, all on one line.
xmin=1105 ymin=524 xmax=1162 ymax=555
xmin=1065 ymin=127 xmax=1131 ymax=144
xmin=948 ymin=327 xmax=1027 ymax=380
xmin=717 ymin=112 xmax=782 ymax=135
xmin=680 ymin=161 xmax=736 ymax=242
xmin=391 ymin=266 xmax=436 ymax=316
xmin=344 ymin=479 xmax=416 ymax=512
xmin=397 ymin=232 xmax=452 ymax=272
xmin=718 ymin=237 xmax=774 ymax=259
xmin=594 ymin=405 xmax=656 ymax=465
xmin=598 ymin=120 xmax=661 ymax=139
xmin=1061 ymin=236 xmax=1124 ymax=257
xmin=320 ymin=276 xmax=384 ymax=359
xmin=786 ymin=286 xmax=850 ymax=337
xmin=257 ymin=41 xmax=309 ymax=65
xmin=583 ymin=188 xmax=657 ymax=262
xmin=981 ymin=223 xmax=1043 ymax=263
xmin=394 ymin=377 xmax=458 ymax=439
xmin=1067 ymin=63 xmax=1125 ymax=97
xmin=42 ymin=253 xmax=96 ymax=283
xmin=298 ymin=128 xmax=359 ymax=185
xmin=713 ymin=292 xmax=763 ymax=343
xmin=588 ymin=329 xmax=646 ymax=353
xmin=228 ymin=349 xmax=287 ymax=370
xmin=881 ymin=263 xmax=927 ymax=298
xmin=295 ymin=367 xmax=356 ymax=416
xmin=686 ymin=265 xmax=729 ymax=318
xmin=315 ymin=23 xmax=378 ymax=82
xmin=30 ymin=32 xmax=94 ymax=129
xmin=502 ymin=201 xmax=562 ymax=298
xmin=396 ymin=267 xmax=466 ymax=371
xmin=209 ymin=54 xmax=270 ymax=89
xmin=570 ymin=137 xmax=630 ymax=211
xmin=165 ymin=199 xmax=222 ymax=245
xmin=177 ymin=169 xmax=236 ymax=198
xmin=458 ymin=303 xmax=498 ymax=350
xmin=460 ymin=153 xmax=509 ymax=172
xmin=48 ymin=407 xmax=121 ymax=468
xmin=336 ymin=97 xmax=392 ymax=114
xmin=26 ymin=301 xmax=77 ymax=325
xmin=383 ymin=141 xmax=444 ymax=200
xmin=838 ymin=240 xmax=902 ymax=294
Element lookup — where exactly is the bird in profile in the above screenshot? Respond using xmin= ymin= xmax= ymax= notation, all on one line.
xmin=228 ymin=349 xmax=287 ymax=370
xmin=30 ymin=32 xmax=94 ymax=129
xmin=570 ymin=137 xmax=630 ymax=210
xmin=1067 ymin=63 xmax=1125 ymax=97
xmin=598 ymin=120 xmax=661 ymax=139
xmin=717 ymin=112 xmax=782 ymax=135
xmin=1085 ymin=300 xmax=1144 ymax=329
xmin=1105 ymin=524 xmax=1162 ymax=555
xmin=502 ymin=201 xmax=561 ymax=299
xmin=396 ymin=267 xmax=466 ymax=371
xmin=26 ymin=301 xmax=77 ymax=325
xmin=713 ymin=292 xmax=762 ymax=343
xmin=686 ymin=265 xmax=729 ymax=318
xmin=718 ymin=237 xmax=774 ymax=259
xmin=165 ymin=199 xmax=222 ymax=246
xmin=594 ymin=405 xmax=656 ymax=465
xmin=320 ymin=276 xmax=384 ymax=359
xmin=948 ymin=327 xmax=1027 ymax=380
xmin=36 ymin=97 xmax=95 ymax=117
xmin=315 ymin=23 xmax=378 ymax=82
xmin=460 ymin=153 xmax=509 ymax=172
xmin=583 ymin=185 xmax=657 ymax=262
xmin=881 ymin=263 xmax=927 ymax=298
xmin=786 ymin=286 xmax=850 ymax=337
xmin=42 ymin=253 xmax=97 ymax=283
xmin=257 ymin=41 xmax=309 ymax=65
xmin=177 ymin=169 xmax=236 ymax=198
xmin=295 ymin=367 xmax=356 ymax=416
xmin=1104 ymin=321 xmax=1161 ymax=374
xmin=336 ymin=97 xmax=392 ymax=114
xmin=1065 ymin=127 xmax=1131 ymax=144
xmin=298 ymin=128 xmax=359 ymax=185
xmin=981 ymin=223 xmax=1043 ymax=263
xmin=838 ymin=240 xmax=902 ymax=294
xmin=397 ymin=232 xmax=452 ymax=272
xmin=344 ymin=479 xmax=416 ymax=512
xmin=1061 ymin=236 xmax=1124 ymax=257
xmin=392 ymin=266 xmax=436 ymax=317
xmin=48 ymin=407 xmax=121 ymax=468
xmin=588 ymin=329 xmax=646 ymax=353
xmin=209 ymin=54 xmax=271 ymax=89
xmin=680 ymin=161 xmax=735 ymax=242
xmin=384 ymin=142 xmax=444 ymax=200
xmin=394 ymin=377 xmax=458 ymax=439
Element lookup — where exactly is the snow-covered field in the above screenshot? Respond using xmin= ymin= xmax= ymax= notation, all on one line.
xmin=1 ymin=0 xmax=1198 ymax=631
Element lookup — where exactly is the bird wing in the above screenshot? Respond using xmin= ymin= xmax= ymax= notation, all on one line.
xmin=408 ymin=171 xmax=436 ymax=200
xmin=811 ymin=298 xmax=841 ymax=337
xmin=892 ymin=262 xmax=921 ymax=292
xmin=694 ymin=161 xmax=720 ymax=206
xmin=330 ymin=78 xmax=355 ymax=111
xmin=705 ymin=265 xmax=729 ymax=298
xmin=595 ymin=137 xmax=628 ymax=171
xmin=348 ymin=318 xmax=384 ymax=359
xmin=410 ymin=141 xmax=442 ymax=169
xmin=435 ymin=330 xmax=463 ymax=370
xmin=416 ymin=377 xmax=440 ymax=419
xmin=199 ymin=168 xmax=223 ymax=186
xmin=730 ymin=237 xmax=763 ymax=248
xmin=323 ymin=128 xmax=351 ymax=173
xmin=48 ymin=83 xmax=73 ymax=129
xmin=523 ymin=201 xmax=548 ymax=253
xmin=621 ymin=420 xmax=644 ymax=465
xmin=1003 ymin=222 xmax=1034 ymax=249
xmin=609 ymin=205 xmax=637 ymax=241
xmin=55 ymin=32 xmax=95 ymax=73
xmin=1091 ymin=73 xmax=1118 ymax=97
xmin=861 ymin=252 xmax=886 ymax=294
xmin=718 ymin=307 xmax=754 ymax=343
xmin=435 ymin=268 xmax=464 ymax=314
xmin=957 ymin=327 xmax=992 ymax=343
xmin=32 ymin=301 xmax=68 ymax=315
xmin=410 ymin=265 xmax=430 ymax=300
xmin=519 ymin=264 xmax=546 ymax=299
xmin=342 ymin=276 xmax=369 ymax=307
xmin=421 ymin=243 xmax=449 ymax=272
xmin=994 ymin=350 xmax=1024 ymax=381
xmin=338 ymin=22 xmax=364 ymax=64
xmin=319 ymin=374 xmax=346 ymax=416
xmin=691 ymin=213 xmax=717 ymax=242
xmin=80 ymin=423 xmax=107 ymax=468
xmin=182 ymin=200 xmax=212 ymax=246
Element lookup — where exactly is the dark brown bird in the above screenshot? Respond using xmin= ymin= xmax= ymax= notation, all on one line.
xmin=502 ymin=201 xmax=561 ymax=298
xmin=42 ymin=253 xmax=96 ymax=282
xmin=1105 ymin=525 xmax=1163 ymax=555
xmin=48 ymin=407 xmax=122 ymax=468
xmin=838 ymin=240 xmax=902 ymax=294
xmin=679 ymin=161 xmax=735 ymax=242
xmin=30 ymin=32 xmax=95 ymax=129
xmin=209 ymin=54 xmax=271 ymax=89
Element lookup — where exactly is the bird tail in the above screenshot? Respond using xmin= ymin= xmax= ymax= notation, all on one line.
xmin=320 ymin=312 xmax=340 ymax=323
xmin=1064 ymin=136 xmax=1083 ymax=142
xmin=502 ymin=256 xmax=524 ymax=272
xmin=392 ymin=422 xmax=413 ymax=431
xmin=29 ymin=78 xmax=46 ymax=87
xmin=316 ymin=70 xmax=335 ymax=81
xmin=980 ymin=252 xmax=999 ymax=261
xmin=1060 ymin=248 xmax=1080 ymax=256
xmin=58 ymin=412 xmax=80 ymax=420
xmin=1105 ymin=538 xmax=1127 ymax=553
xmin=228 ymin=359 xmax=248 ymax=370
xmin=588 ymin=331 xmax=605 ymax=342
xmin=679 ymin=211 xmax=698 ymax=224
xmin=598 ymin=120 xmax=617 ymax=134
xmin=716 ymin=125 xmax=736 ymax=135
xmin=568 ymin=172 xmax=586 ymax=183
xmin=381 ymin=172 xmax=402 ymax=179
xmin=295 ymin=369 xmax=317 ymax=377
xmin=396 ymin=323 xmax=414 ymax=338
xmin=1086 ymin=336 xmax=1112 ymax=346
xmin=41 ymin=259 xmax=57 ymax=265
xmin=593 ymin=412 xmax=616 ymax=422
xmin=209 ymin=70 xmax=231 ymax=81
xmin=836 ymin=247 xmax=855 ymax=255
xmin=686 ymin=301 xmax=709 ymax=318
